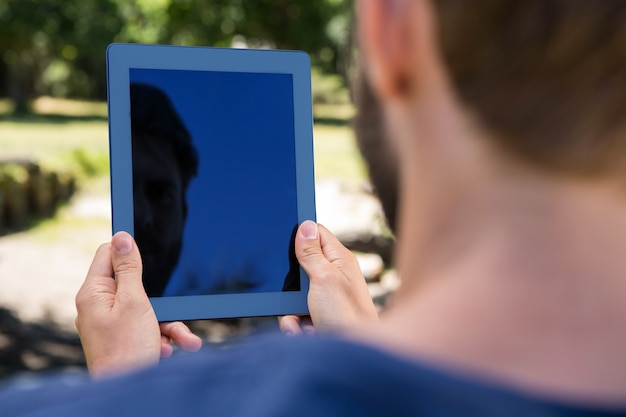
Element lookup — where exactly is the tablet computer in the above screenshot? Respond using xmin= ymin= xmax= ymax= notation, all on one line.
xmin=107 ymin=43 xmax=315 ymax=321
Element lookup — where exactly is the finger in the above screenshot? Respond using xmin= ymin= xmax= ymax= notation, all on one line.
xmin=296 ymin=221 xmax=363 ymax=285
xmin=75 ymin=242 xmax=115 ymax=314
xmin=159 ymin=322 xmax=202 ymax=352
xmin=160 ymin=336 xmax=174 ymax=358
xmin=302 ymin=323 xmax=316 ymax=335
xmin=317 ymin=224 xmax=360 ymax=269
xmin=295 ymin=221 xmax=335 ymax=283
xmin=297 ymin=316 xmax=316 ymax=335
xmin=82 ymin=242 xmax=114 ymax=288
xmin=278 ymin=315 xmax=304 ymax=336
xmin=110 ymin=231 xmax=145 ymax=297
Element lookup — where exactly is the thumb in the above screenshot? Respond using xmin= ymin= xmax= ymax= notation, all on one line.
xmin=295 ymin=221 xmax=333 ymax=282
xmin=110 ymin=231 xmax=145 ymax=296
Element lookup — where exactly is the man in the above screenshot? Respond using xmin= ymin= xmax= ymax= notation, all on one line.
xmin=130 ymin=83 xmax=198 ymax=296
xmin=3 ymin=0 xmax=626 ymax=414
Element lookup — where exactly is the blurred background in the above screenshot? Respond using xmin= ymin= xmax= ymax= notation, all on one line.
xmin=0 ymin=0 xmax=397 ymax=380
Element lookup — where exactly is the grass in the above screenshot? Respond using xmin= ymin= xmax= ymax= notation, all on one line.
xmin=312 ymin=103 xmax=368 ymax=184
xmin=0 ymin=98 xmax=367 ymax=187
xmin=0 ymin=117 xmax=109 ymax=182
xmin=0 ymin=96 xmax=369 ymax=249
xmin=0 ymin=97 xmax=367 ymax=238
xmin=313 ymin=124 xmax=367 ymax=184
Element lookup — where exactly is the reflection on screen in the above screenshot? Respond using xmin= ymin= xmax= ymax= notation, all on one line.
xmin=129 ymin=68 xmax=299 ymax=297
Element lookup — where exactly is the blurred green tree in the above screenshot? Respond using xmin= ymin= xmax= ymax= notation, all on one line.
xmin=0 ymin=0 xmax=123 ymax=110
xmin=0 ymin=0 xmax=52 ymax=113
xmin=0 ymin=0 xmax=352 ymax=111
xmin=164 ymin=0 xmax=352 ymax=73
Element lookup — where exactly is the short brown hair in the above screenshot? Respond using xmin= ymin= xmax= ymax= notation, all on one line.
xmin=434 ymin=0 xmax=626 ymax=177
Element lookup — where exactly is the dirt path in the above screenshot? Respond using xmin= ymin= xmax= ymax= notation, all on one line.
xmin=0 ymin=178 xmax=391 ymax=332
xmin=0 ymin=189 xmax=111 ymax=330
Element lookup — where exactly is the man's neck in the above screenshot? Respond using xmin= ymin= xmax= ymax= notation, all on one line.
xmin=362 ymin=174 xmax=626 ymax=407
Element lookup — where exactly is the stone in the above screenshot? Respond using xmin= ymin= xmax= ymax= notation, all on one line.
xmin=367 ymin=269 xmax=401 ymax=309
xmin=380 ymin=269 xmax=401 ymax=293
xmin=355 ymin=252 xmax=384 ymax=282
xmin=315 ymin=178 xmax=394 ymax=265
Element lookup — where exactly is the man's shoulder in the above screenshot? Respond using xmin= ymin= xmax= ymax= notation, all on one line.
xmin=227 ymin=335 xmax=625 ymax=417
xmin=1 ymin=333 xmax=623 ymax=417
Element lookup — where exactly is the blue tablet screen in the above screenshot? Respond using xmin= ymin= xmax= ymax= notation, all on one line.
xmin=128 ymin=68 xmax=299 ymax=298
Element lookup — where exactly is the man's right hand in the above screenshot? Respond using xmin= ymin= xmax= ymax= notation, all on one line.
xmin=279 ymin=221 xmax=379 ymax=335
xmin=75 ymin=232 xmax=201 ymax=378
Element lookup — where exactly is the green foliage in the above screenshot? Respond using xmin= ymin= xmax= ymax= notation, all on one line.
xmin=311 ymin=67 xmax=349 ymax=105
xmin=0 ymin=160 xmax=77 ymax=232
xmin=0 ymin=0 xmax=124 ymax=105
xmin=112 ymin=0 xmax=171 ymax=44
xmin=69 ymin=148 xmax=109 ymax=180
xmin=0 ymin=0 xmax=354 ymax=110
xmin=0 ymin=163 xmax=30 ymax=185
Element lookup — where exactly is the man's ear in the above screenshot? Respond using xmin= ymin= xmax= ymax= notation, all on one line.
xmin=357 ymin=0 xmax=436 ymax=101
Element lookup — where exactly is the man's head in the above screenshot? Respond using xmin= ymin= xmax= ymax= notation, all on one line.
xmin=354 ymin=0 xmax=626 ymax=233
xmin=130 ymin=83 xmax=199 ymax=296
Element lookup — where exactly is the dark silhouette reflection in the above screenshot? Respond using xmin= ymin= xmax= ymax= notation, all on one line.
xmin=282 ymin=225 xmax=300 ymax=292
xmin=130 ymin=83 xmax=198 ymax=297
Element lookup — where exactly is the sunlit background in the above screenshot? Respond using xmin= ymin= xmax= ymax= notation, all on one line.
xmin=0 ymin=0 xmax=398 ymax=377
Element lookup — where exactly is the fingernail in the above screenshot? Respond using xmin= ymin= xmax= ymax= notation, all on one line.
xmin=113 ymin=233 xmax=132 ymax=254
xmin=301 ymin=221 xmax=318 ymax=240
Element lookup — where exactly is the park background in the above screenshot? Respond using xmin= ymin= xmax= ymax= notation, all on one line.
xmin=0 ymin=0 xmax=398 ymax=379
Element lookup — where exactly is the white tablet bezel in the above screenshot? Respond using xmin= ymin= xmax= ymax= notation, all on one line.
xmin=107 ymin=43 xmax=315 ymax=321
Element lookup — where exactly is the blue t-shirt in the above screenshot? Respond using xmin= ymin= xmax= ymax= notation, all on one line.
xmin=1 ymin=334 xmax=624 ymax=416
